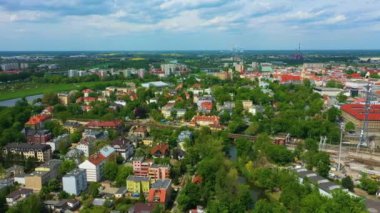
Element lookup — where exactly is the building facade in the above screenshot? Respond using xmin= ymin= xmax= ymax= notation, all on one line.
xmin=62 ymin=169 xmax=87 ymax=195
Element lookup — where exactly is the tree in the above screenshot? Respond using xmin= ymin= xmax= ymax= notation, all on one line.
xmin=337 ymin=92 xmax=347 ymax=103
xmin=304 ymin=139 xmax=318 ymax=152
xmin=345 ymin=121 xmax=355 ymax=133
xmin=115 ymin=166 xmax=133 ymax=187
xmin=59 ymin=160 xmax=76 ymax=177
xmin=103 ymin=161 xmax=118 ymax=181
xmin=87 ymin=182 xmax=100 ymax=197
xmin=7 ymin=194 xmax=43 ymax=213
xmin=315 ymin=152 xmax=330 ymax=178
xmin=42 ymin=92 xmax=59 ymax=106
xmin=360 ymin=174 xmax=379 ymax=195
xmin=253 ymin=199 xmax=287 ymax=213
xmin=342 ymin=176 xmax=354 ymax=192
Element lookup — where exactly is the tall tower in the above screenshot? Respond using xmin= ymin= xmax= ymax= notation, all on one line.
xmin=357 ymin=82 xmax=373 ymax=152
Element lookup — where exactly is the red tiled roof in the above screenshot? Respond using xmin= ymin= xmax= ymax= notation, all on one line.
xmin=86 ymin=120 xmax=122 ymax=128
xmin=341 ymin=104 xmax=380 ymax=121
xmin=150 ymin=143 xmax=169 ymax=156
xmin=280 ymin=74 xmax=302 ymax=83
xmin=88 ymin=153 xmax=106 ymax=165
xmin=82 ymin=89 xmax=94 ymax=93
xmin=200 ymin=101 xmax=213 ymax=110
xmin=84 ymin=97 xmax=96 ymax=102
xmin=26 ymin=114 xmax=51 ymax=125
xmin=191 ymin=115 xmax=220 ymax=125
xmin=349 ymin=73 xmax=362 ymax=79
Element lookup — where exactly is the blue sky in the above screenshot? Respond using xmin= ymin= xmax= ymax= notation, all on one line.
xmin=0 ymin=0 xmax=379 ymax=50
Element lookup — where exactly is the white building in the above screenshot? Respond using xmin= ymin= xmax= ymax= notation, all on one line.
xmin=78 ymin=153 xmax=106 ymax=182
xmin=62 ymin=169 xmax=87 ymax=195
xmin=76 ymin=140 xmax=93 ymax=157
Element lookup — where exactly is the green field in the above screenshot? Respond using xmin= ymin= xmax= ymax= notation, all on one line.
xmin=0 ymin=80 xmax=123 ymax=101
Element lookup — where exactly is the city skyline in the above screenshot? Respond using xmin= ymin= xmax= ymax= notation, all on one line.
xmin=0 ymin=0 xmax=380 ymax=51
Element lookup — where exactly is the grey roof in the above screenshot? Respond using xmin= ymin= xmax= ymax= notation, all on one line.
xmin=64 ymin=169 xmax=85 ymax=177
xmin=151 ymin=179 xmax=171 ymax=189
xmin=319 ymin=182 xmax=341 ymax=193
xmin=92 ymin=198 xmax=106 ymax=206
xmin=127 ymin=175 xmax=149 ymax=182
xmin=4 ymin=143 xmax=51 ymax=151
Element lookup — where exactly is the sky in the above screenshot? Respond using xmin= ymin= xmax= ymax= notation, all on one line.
xmin=0 ymin=0 xmax=379 ymax=51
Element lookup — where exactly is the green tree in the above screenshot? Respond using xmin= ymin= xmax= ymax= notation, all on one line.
xmin=360 ymin=174 xmax=379 ymax=195
xmin=115 ymin=166 xmax=133 ymax=187
xmin=345 ymin=121 xmax=355 ymax=133
xmin=253 ymin=199 xmax=287 ymax=213
xmin=103 ymin=161 xmax=118 ymax=181
xmin=342 ymin=176 xmax=354 ymax=192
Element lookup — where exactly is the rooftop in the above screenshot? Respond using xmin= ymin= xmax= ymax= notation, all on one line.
xmin=127 ymin=175 xmax=150 ymax=182
xmin=151 ymin=179 xmax=171 ymax=189
xmin=341 ymin=104 xmax=380 ymax=121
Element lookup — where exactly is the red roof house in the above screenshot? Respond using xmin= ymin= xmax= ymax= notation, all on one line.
xmin=150 ymin=144 xmax=169 ymax=158
xmin=85 ymin=120 xmax=123 ymax=129
xmin=341 ymin=104 xmax=380 ymax=121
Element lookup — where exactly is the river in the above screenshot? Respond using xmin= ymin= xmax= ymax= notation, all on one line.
xmin=0 ymin=94 xmax=43 ymax=107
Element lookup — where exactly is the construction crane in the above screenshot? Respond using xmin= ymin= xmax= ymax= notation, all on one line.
xmin=356 ymin=80 xmax=373 ymax=153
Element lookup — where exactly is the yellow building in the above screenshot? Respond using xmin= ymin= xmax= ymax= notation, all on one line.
xmin=143 ymin=138 xmax=154 ymax=147
xmin=126 ymin=175 xmax=150 ymax=197
xmin=24 ymin=171 xmax=50 ymax=191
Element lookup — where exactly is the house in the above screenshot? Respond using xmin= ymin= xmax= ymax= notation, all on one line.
xmin=161 ymin=101 xmax=175 ymax=118
xmin=78 ymin=153 xmax=107 ymax=182
xmin=82 ymin=129 xmax=108 ymax=140
xmin=190 ymin=115 xmax=221 ymax=128
xmin=150 ymin=144 xmax=169 ymax=158
xmin=82 ymin=89 xmax=94 ymax=97
xmin=128 ymin=203 xmax=156 ymax=213
xmin=197 ymin=98 xmax=213 ymax=113
xmin=111 ymin=137 xmax=134 ymax=160
xmin=189 ymin=206 xmax=205 ymax=213
xmin=148 ymin=164 xmax=170 ymax=181
xmin=44 ymin=199 xmax=80 ymax=212
xmin=25 ymin=114 xmax=51 ymax=129
xmin=63 ymin=121 xmax=82 ymax=133
xmin=148 ymin=179 xmax=172 ymax=204
xmin=126 ymin=175 xmax=150 ymax=197
xmin=76 ymin=138 xmax=95 ymax=157
xmin=63 ymin=169 xmax=87 ymax=195
xmin=57 ymin=93 xmax=70 ymax=106
xmin=129 ymin=126 xmax=148 ymax=138
xmin=99 ymin=145 xmax=116 ymax=158
xmin=6 ymin=188 xmax=33 ymax=206
xmin=279 ymin=74 xmax=302 ymax=84
xmin=2 ymin=143 xmax=52 ymax=162
xmin=23 ymin=128 xmax=52 ymax=144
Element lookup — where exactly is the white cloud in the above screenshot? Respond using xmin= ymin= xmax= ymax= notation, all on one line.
xmin=0 ymin=7 xmax=53 ymax=22
xmin=159 ymin=0 xmax=221 ymax=10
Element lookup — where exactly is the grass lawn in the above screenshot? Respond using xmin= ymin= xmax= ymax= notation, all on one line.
xmin=0 ymin=80 xmax=122 ymax=101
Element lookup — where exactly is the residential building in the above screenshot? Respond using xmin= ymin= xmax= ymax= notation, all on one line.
xmin=133 ymin=157 xmax=153 ymax=177
xmin=2 ymin=143 xmax=52 ymax=162
xmin=23 ymin=128 xmax=52 ymax=144
xmin=129 ymin=126 xmax=148 ymax=138
xmin=35 ymin=159 xmax=62 ymax=179
xmin=46 ymin=134 xmax=69 ymax=151
xmin=78 ymin=153 xmax=107 ymax=182
xmin=147 ymin=179 xmax=172 ymax=204
xmin=1 ymin=63 xmax=19 ymax=71
xmin=57 ymin=93 xmax=70 ymax=106
xmin=111 ymin=137 xmax=134 ymax=160
xmin=128 ymin=203 xmax=156 ymax=213
xmin=6 ymin=188 xmax=33 ymax=206
xmin=190 ymin=115 xmax=221 ymax=128
xmin=62 ymin=169 xmax=87 ymax=195
xmin=25 ymin=114 xmax=51 ymax=129
xmin=63 ymin=121 xmax=82 ymax=133
xmin=77 ymin=138 xmax=94 ymax=157
xmin=99 ymin=145 xmax=116 ymax=158
xmin=161 ymin=101 xmax=175 ymax=118
xmin=126 ymin=175 xmax=150 ymax=197
xmin=148 ymin=164 xmax=170 ymax=180
xmin=85 ymin=120 xmax=123 ymax=130
xmin=150 ymin=144 xmax=169 ymax=158
xmin=24 ymin=171 xmax=50 ymax=191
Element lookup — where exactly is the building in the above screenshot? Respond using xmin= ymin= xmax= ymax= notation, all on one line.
xmin=57 ymin=93 xmax=70 ymax=106
xmin=24 ymin=171 xmax=50 ymax=191
xmin=147 ymin=179 xmax=172 ymax=204
xmin=341 ymin=104 xmax=380 ymax=147
xmin=6 ymin=188 xmax=33 ymax=206
xmin=25 ymin=114 xmax=51 ymax=129
xmin=150 ymin=144 xmax=169 ymax=158
xmin=148 ymin=165 xmax=170 ymax=180
xmin=111 ymin=137 xmax=134 ymax=160
xmin=129 ymin=126 xmax=148 ymax=138
xmin=313 ymin=87 xmax=343 ymax=97
xmin=141 ymin=81 xmax=169 ymax=88
xmin=78 ymin=153 xmax=107 ymax=182
xmin=46 ymin=134 xmax=69 ymax=152
xmin=85 ymin=120 xmax=123 ymax=130
xmin=63 ymin=121 xmax=82 ymax=133
xmin=133 ymin=157 xmax=153 ymax=177
xmin=1 ymin=63 xmax=19 ymax=71
xmin=128 ymin=203 xmax=156 ymax=213
xmin=23 ymin=128 xmax=52 ymax=144
xmin=2 ymin=143 xmax=52 ymax=162
xmin=62 ymin=169 xmax=87 ymax=195
xmin=190 ymin=115 xmax=221 ymax=128
xmin=126 ymin=175 xmax=150 ymax=197
xmin=77 ymin=138 xmax=94 ymax=157
xmin=35 ymin=159 xmax=62 ymax=179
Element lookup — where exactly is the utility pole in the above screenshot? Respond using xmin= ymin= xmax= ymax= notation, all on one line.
xmin=356 ymin=82 xmax=372 ymax=153
xmin=338 ymin=122 xmax=344 ymax=172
